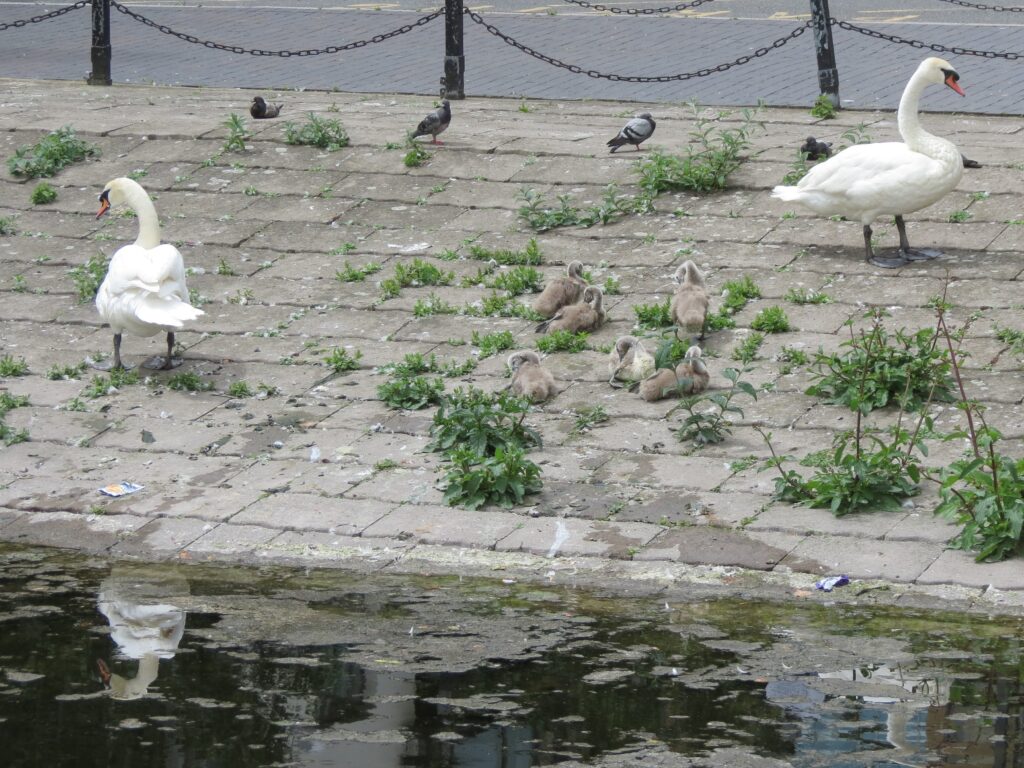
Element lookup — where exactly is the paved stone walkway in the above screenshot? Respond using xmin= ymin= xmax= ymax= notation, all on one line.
xmin=0 ymin=78 xmax=1022 ymax=610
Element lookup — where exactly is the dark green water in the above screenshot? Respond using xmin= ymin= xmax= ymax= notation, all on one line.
xmin=0 ymin=545 xmax=1021 ymax=767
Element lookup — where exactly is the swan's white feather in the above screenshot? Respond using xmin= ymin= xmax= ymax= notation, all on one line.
xmin=96 ymin=240 xmax=202 ymax=336
xmin=771 ymin=57 xmax=964 ymax=236
xmin=775 ymin=142 xmax=959 ymax=221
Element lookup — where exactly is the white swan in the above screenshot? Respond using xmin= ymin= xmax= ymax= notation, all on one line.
xmin=94 ymin=177 xmax=204 ymax=370
xmin=772 ymin=57 xmax=965 ymax=268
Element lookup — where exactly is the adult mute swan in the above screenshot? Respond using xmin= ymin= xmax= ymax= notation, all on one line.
xmin=772 ymin=57 xmax=965 ymax=268
xmin=94 ymin=177 xmax=204 ymax=370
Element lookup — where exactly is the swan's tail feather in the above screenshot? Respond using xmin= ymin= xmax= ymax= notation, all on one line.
xmin=134 ymin=297 xmax=204 ymax=328
xmin=771 ymin=185 xmax=802 ymax=202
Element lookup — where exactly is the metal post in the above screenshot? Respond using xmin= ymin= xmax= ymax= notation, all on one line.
xmin=443 ymin=0 xmax=465 ymax=99
xmin=809 ymin=0 xmax=838 ymax=108
xmin=87 ymin=0 xmax=112 ymax=85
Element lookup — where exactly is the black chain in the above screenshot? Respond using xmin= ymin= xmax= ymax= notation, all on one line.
xmin=557 ymin=0 xmax=715 ymax=15
xmin=0 ymin=0 xmax=89 ymax=32
xmin=936 ymin=0 xmax=1024 ymax=11
xmin=465 ymin=10 xmax=810 ymax=81
xmin=835 ymin=19 xmax=1021 ymax=59
xmin=110 ymin=1 xmax=443 ymax=56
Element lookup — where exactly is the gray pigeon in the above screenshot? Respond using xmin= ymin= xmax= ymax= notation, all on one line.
xmin=250 ymin=96 xmax=282 ymax=119
xmin=607 ymin=113 xmax=656 ymax=153
xmin=412 ymin=100 xmax=451 ymax=144
xmin=800 ymin=136 xmax=832 ymax=161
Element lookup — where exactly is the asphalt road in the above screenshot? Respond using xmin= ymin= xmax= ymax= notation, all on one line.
xmin=1 ymin=0 xmax=1023 ymax=109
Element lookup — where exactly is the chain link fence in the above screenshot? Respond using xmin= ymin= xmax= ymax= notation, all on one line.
xmin=936 ymin=0 xmax=1024 ymax=11
xmin=465 ymin=10 xmax=811 ymax=82
xmin=834 ymin=19 xmax=1021 ymax=60
xmin=556 ymin=0 xmax=717 ymax=16
xmin=0 ymin=0 xmax=1020 ymax=99
xmin=109 ymin=0 xmax=442 ymax=57
xmin=0 ymin=0 xmax=88 ymax=32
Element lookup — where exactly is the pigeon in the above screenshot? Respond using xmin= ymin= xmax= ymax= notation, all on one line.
xmin=412 ymin=100 xmax=451 ymax=144
xmin=607 ymin=113 xmax=656 ymax=153
xmin=250 ymin=96 xmax=282 ymax=119
xmin=961 ymin=153 xmax=981 ymax=169
xmin=800 ymin=136 xmax=832 ymax=161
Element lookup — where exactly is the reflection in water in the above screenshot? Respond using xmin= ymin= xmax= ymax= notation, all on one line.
xmin=818 ymin=665 xmax=952 ymax=754
xmin=0 ymin=546 xmax=1022 ymax=768
xmin=95 ymin=568 xmax=187 ymax=700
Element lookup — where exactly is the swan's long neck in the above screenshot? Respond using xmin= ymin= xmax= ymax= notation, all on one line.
xmin=897 ymin=69 xmax=956 ymax=162
xmin=125 ymin=184 xmax=161 ymax=249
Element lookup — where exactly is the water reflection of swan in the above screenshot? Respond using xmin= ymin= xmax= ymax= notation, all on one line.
xmin=817 ymin=664 xmax=952 ymax=754
xmin=96 ymin=568 xmax=188 ymax=700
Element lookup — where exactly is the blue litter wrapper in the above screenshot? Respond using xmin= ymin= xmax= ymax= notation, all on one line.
xmin=815 ymin=575 xmax=849 ymax=592
xmin=98 ymin=481 xmax=144 ymax=497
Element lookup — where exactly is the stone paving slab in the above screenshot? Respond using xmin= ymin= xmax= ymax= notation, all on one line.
xmin=1 ymin=79 xmax=1023 ymax=609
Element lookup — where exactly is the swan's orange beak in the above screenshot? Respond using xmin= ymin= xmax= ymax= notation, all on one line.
xmin=96 ymin=198 xmax=110 ymax=219
xmin=96 ymin=658 xmax=112 ymax=686
xmin=945 ymin=74 xmax=965 ymax=97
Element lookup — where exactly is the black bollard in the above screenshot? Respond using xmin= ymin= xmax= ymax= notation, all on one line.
xmin=809 ymin=0 xmax=838 ymax=109
xmin=443 ymin=0 xmax=465 ymax=99
xmin=87 ymin=0 xmax=112 ymax=85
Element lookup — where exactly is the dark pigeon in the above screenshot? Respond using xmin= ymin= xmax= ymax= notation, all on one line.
xmin=800 ymin=136 xmax=832 ymax=161
xmin=412 ymin=100 xmax=451 ymax=144
xmin=250 ymin=96 xmax=282 ymax=119
xmin=607 ymin=113 xmax=656 ymax=153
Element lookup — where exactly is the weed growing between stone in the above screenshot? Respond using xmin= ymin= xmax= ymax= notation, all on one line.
xmin=930 ymin=304 xmax=1024 ymax=561
xmin=517 ymin=185 xmax=645 ymax=232
xmin=704 ymin=274 xmax=761 ymax=332
xmin=731 ymin=332 xmax=764 ymax=363
xmin=377 ymin=374 xmax=445 ymax=410
xmin=413 ymin=294 xmax=457 ymax=317
xmin=536 ymin=330 xmax=589 ymax=354
xmin=471 ymin=330 xmax=515 ymax=360
xmin=633 ymin=299 xmax=673 ymax=330
xmin=284 ymin=114 xmax=349 ymax=151
xmin=463 ymin=293 xmax=542 ymax=321
xmin=810 ymin=94 xmax=837 ymax=119
xmin=7 ymin=126 xmax=99 ymax=179
xmin=441 ymin=446 xmax=542 ymax=510
xmin=46 ymin=363 xmax=86 ymax=381
xmin=751 ymin=306 xmax=791 ymax=333
xmin=490 ymin=266 xmax=543 ymax=296
xmin=805 ymin=309 xmax=954 ymax=413
xmin=570 ymin=405 xmax=609 ymax=437
xmin=227 ymin=381 xmax=253 ymax=398
xmin=0 ymin=216 xmax=15 ymax=235
xmin=323 ymin=347 xmax=362 ymax=373
xmin=69 ymin=254 xmax=110 ymax=302
xmin=403 ymin=135 xmax=431 ymax=167
xmin=30 ymin=182 xmax=57 ymax=205
xmin=758 ymin=296 xmax=954 ymax=520
xmin=430 ymin=388 xmax=541 ymax=459
xmin=636 ymin=102 xmax=765 ymax=196
xmin=785 ymin=286 xmax=832 ymax=305
xmin=335 ymin=261 xmax=381 ymax=283
xmin=672 ymin=367 xmax=757 ymax=447
xmin=0 ymin=391 xmax=30 ymax=446
xmin=427 ymin=387 xmax=544 ymax=509
xmin=222 ymin=114 xmax=251 ymax=153
xmin=81 ymin=368 xmax=140 ymax=399
xmin=468 ymin=239 xmax=543 ymax=265
xmin=0 ymin=356 xmax=28 ymax=378
xmin=166 ymin=372 xmax=212 ymax=392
